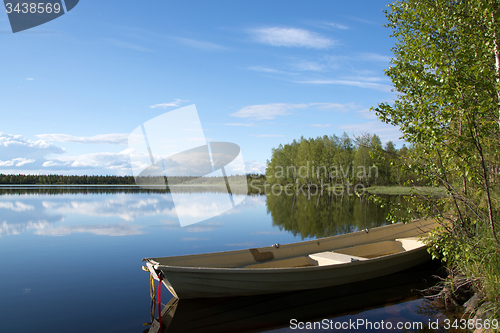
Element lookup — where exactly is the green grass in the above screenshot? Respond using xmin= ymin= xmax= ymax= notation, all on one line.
xmin=364 ymin=186 xmax=447 ymax=195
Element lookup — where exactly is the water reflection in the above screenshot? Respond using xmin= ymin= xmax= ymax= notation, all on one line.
xmin=0 ymin=188 xmax=413 ymax=240
xmin=0 ymin=199 xmax=64 ymax=236
xmin=0 ymin=190 xmax=251 ymax=237
xmin=265 ymin=192 xmax=409 ymax=239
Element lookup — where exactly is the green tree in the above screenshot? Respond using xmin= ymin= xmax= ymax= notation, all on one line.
xmin=374 ymin=0 xmax=500 ymax=311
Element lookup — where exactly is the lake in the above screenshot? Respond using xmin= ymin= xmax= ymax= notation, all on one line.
xmin=0 ymin=187 xmax=462 ymax=332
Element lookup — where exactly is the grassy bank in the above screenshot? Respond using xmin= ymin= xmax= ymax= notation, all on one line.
xmin=364 ymin=186 xmax=447 ymax=195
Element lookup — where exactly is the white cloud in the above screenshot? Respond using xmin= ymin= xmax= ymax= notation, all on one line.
xmin=1 ymin=220 xmax=53 ymax=237
xmin=250 ymin=134 xmax=285 ymax=138
xmin=42 ymin=161 xmax=62 ymax=167
xmin=356 ymin=108 xmax=378 ymax=120
xmin=182 ymin=237 xmax=210 ymax=241
xmin=325 ymin=22 xmax=349 ymax=30
xmin=226 ymin=242 xmax=255 ymax=247
xmin=341 ymin=75 xmax=385 ymax=82
xmin=26 ymin=77 xmax=34 ymax=80
xmin=347 ymin=16 xmax=377 ymax=25
xmin=231 ymin=103 xmax=308 ymax=120
xmin=310 ymin=124 xmax=331 ymax=128
xmin=0 ymin=132 xmax=65 ymax=169
xmin=35 ymin=224 xmax=145 ymax=236
xmin=245 ymin=160 xmax=266 ymax=174
xmin=36 ymin=133 xmax=129 ymax=145
xmin=247 ymin=66 xmax=296 ymax=75
xmin=231 ymin=102 xmax=356 ymax=121
xmin=50 ymin=148 xmax=134 ymax=170
xmin=224 ymin=123 xmax=255 ymax=127
xmin=292 ymin=60 xmax=325 ymax=71
xmin=310 ymin=102 xmax=358 ymax=111
xmin=338 ymin=121 xmax=404 ymax=145
xmin=0 ymin=202 xmax=34 ymax=212
xmin=173 ymin=37 xmax=227 ymax=51
xmin=250 ymin=27 xmax=334 ymax=49
xmin=358 ymin=53 xmax=392 ymax=62
xmin=42 ymin=197 xmax=175 ymax=222
xmin=186 ymin=226 xmax=215 ymax=232
xmin=150 ymin=99 xmax=190 ymax=109
xmin=295 ymin=79 xmax=393 ymax=92
xmin=0 ymin=158 xmax=35 ymax=167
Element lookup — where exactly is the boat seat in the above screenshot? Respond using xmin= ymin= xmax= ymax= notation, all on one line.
xmin=243 ymin=256 xmax=318 ymax=268
xmin=308 ymin=251 xmax=367 ymax=266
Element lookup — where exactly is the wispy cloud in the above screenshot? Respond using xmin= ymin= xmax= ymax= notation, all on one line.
xmin=35 ymin=224 xmax=145 ymax=236
xmin=356 ymin=108 xmax=378 ymax=120
xmin=250 ymin=27 xmax=334 ymax=49
xmin=295 ymin=79 xmax=393 ymax=92
xmin=292 ymin=60 xmax=325 ymax=71
xmin=182 ymin=237 xmax=210 ymax=241
xmin=104 ymin=38 xmax=153 ymax=52
xmin=310 ymin=124 xmax=331 ymax=128
xmin=231 ymin=103 xmax=308 ymax=120
xmin=231 ymin=102 xmax=357 ymax=121
xmin=226 ymin=242 xmax=255 ymax=247
xmin=324 ymin=22 xmax=349 ymax=30
xmin=338 ymin=121 xmax=403 ymax=145
xmin=247 ymin=66 xmax=296 ymax=75
xmin=358 ymin=53 xmax=392 ymax=62
xmin=340 ymin=75 xmax=385 ymax=82
xmin=150 ymin=99 xmax=190 ymax=109
xmin=36 ymin=133 xmax=129 ymax=145
xmin=250 ymin=134 xmax=285 ymax=138
xmin=347 ymin=16 xmax=377 ymax=25
xmin=186 ymin=226 xmax=215 ymax=232
xmin=310 ymin=102 xmax=358 ymax=111
xmin=225 ymin=123 xmax=255 ymax=126
xmin=26 ymin=77 xmax=34 ymax=81
xmin=173 ymin=37 xmax=227 ymax=51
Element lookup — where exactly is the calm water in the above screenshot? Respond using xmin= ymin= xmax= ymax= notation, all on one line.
xmin=0 ymin=187 xmax=459 ymax=332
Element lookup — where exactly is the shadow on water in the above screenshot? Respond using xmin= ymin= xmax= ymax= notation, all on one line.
xmin=147 ymin=261 xmax=463 ymax=333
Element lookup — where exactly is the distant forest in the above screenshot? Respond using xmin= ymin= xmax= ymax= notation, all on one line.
xmin=0 ymin=173 xmax=266 ymax=185
xmin=265 ymin=132 xmax=422 ymax=187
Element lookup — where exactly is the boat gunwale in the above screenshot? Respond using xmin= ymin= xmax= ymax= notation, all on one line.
xmin=152 ymin=243 xmax=429 ymax=274
xmin=143 ymin=220 xmax=433 ymax=265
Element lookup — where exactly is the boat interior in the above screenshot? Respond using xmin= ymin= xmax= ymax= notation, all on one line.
xmin=243 ymin=237 xmax=424 ymax=269
xmin=146 ymin=236 xmax=426 ymax=270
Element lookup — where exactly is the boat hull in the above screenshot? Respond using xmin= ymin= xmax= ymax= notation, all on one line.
xmin=159 ymin=247 xmax=430 ymax=299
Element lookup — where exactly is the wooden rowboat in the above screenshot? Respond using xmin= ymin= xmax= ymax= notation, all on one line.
xmin=143 ymin=219 xmax=438 ymax=299
xmin=153 ymin=261 xmax=443 ymax=333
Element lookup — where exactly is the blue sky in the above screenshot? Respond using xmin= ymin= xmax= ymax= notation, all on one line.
xmin=0 ymin=0 xmax=401 ymax=176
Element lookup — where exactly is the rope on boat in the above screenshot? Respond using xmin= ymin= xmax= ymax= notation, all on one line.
xmin=158 ymin=273 xmax=163 ymax=329
xmin=143 ymin=271 xmax=157 ymax=327
xmin=150 ymin=274 xmax=156 ymax=299
xmin=150 ymin=274 xmax=156 ymax=325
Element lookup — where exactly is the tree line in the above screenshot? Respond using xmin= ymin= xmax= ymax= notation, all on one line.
xmin=265 ymin=132 xmax=422 ymax=188
xmin=0 ymin=173 xmax=266 ymax=186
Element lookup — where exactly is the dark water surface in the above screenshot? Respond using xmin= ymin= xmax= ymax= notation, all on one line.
xmin=0 ymin=187 xmax=460 ymax=332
